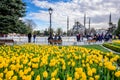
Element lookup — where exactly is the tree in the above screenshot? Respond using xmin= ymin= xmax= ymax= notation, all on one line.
xmin=44 ymin=29 xmax=49 ymax=36
xmin=24 ymin=19 xmax=36 ymax=33
xmin=0 ymin=0 xmax=26 ymax=34
xmin=16 ymin=20 xmax=28 ymax=34
xmin=56 ymin=28 xmax=63 ymax=35
xmin=115 ymin=19 xmax=120 ymax=36
xmin=63 ymin=31 xmax=67 ymax=36
xmin=48 ymin=27 xmax=54 ymax=36
xmin=33 ymin=30 xmax=41 ymax=36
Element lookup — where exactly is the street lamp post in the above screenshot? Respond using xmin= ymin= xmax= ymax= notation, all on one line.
xmin=48 ymin=8 xmax=53 ymax=43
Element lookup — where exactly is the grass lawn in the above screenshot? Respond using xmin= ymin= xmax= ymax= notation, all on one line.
xmin=80 ymin=44 xmax=110 ymax=52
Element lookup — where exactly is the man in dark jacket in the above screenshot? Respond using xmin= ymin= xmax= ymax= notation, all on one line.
xmin=28 ymin=33 xmax=32 ymax=43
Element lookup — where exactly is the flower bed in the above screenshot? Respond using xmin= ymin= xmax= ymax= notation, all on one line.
xmin=0 ymin=44 xmax=120 ymax=80
xmin=103 ymin=40 xmax=120 ymax=53
xmin=112 ymin=40 xmax=120 ymax=44
xmin=103 ymin=43 xmax=120 ymax=53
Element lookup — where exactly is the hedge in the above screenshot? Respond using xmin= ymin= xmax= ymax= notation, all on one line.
xmin=103 ymin=43 xmax=120 ymax=53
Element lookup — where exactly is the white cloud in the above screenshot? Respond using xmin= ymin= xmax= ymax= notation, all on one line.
xmin=25 ymin=0 xmax=120 ymax=32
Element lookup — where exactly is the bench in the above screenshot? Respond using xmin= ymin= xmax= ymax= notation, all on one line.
xmin=48 ymin=39 xmax=62 ymax=45
xmin=0 ymin=39 xmax=14 ymax=45
xmin=87 ymin=39 xmax=96 ymax=44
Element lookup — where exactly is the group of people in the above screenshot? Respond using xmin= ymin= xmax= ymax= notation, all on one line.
xmin=28 ymin=32 xmax=120 ymax=43
xmin=28 ymin=33 xmax=62 ymax=44
xmin=53 ymin=35 xmax=62 ymax=40
xmin=48 ymin=34 xmax=62 ymax=44
xmin=76 ymin=34 xmax=83 ymax=42
xmin=28 ymin=33 xmax=36 ymax=43
xmin=76 ymin=33 xmax=118 ymax=42
xmin=87 ymin=33 xmax=113 ymax=42
xmin=48 ymin=34 xmax=62 ymax=41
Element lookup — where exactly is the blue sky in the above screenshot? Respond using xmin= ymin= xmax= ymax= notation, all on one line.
xmin=23 ymin=0 xmax=120 ymax=32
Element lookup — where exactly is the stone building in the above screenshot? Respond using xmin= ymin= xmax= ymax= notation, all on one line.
xmin=72 ymin=21 xmax=85 ymax=35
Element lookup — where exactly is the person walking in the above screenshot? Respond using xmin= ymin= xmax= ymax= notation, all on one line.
xmin=33 ymin=34 xmax=36 ymax=43
xmin=28 ymin=33 xmax=32 ymax=43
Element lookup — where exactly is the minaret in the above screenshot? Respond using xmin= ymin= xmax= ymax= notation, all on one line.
xmin=109 ymin=13 xmax=111 ymax=24
xmin=67 ymin=16 xmax=69 ymax=36
xmin=89 ymin=17 xmax=91 ymax=34
xmin=84 ymin=13 xmax=86 ymax=35
xmin=109 ymin=13 xmax=112 ymax=26
xmin=84 ymin=13 xmax=86 ymax=28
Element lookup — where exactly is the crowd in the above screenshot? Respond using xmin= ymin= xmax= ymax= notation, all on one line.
xmin=76 ymin=33 xmax=120 ymax=42
xmin=28 ymin=33 xmax=119 ymax=43
xmin=52 ymin=34 xmax=62 ymax=41
xmin=48 ymin=34 xmax=62 ymax=44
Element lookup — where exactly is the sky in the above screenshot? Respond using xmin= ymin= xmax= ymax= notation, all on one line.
xmin=23 ymin=0 xmax=120 ymax=32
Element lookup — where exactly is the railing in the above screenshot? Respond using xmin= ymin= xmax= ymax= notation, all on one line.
xmin=0 ymin=36 xmax=77 ymax=45
xmin=0 ymin=36 xmax=104 ymax=45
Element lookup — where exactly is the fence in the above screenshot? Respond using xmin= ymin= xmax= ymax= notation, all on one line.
xmin=0 ymin=36 xmax=104 ymax=45
xmin=0 ymin=36 xmax=78 ymax=45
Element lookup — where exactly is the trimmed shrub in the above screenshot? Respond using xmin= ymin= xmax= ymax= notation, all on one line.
xmin=103 ymin=43 xmax=120 ymax=53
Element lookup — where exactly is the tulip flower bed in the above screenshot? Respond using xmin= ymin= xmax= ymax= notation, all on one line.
xmin=112 ymin=40 xmax=120 ymax=47
xmin=0 ymin=44 xmax=120 ymax=80
xmin=103 ymin=40 xmax=120 ymax=53
xmin=112 ymin=40 xmax=120 ymax=44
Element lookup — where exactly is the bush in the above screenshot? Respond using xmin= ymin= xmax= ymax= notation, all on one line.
xmin=103 ymin=43 xmax=120 ymax=53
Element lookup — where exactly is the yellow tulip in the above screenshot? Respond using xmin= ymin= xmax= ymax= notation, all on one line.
xmin=0 ymin=73 xmax=3 ymax=78
xmin=36 ymin=75 xmax=40 ymax=80
xmin=43 ymin=71 xmax=48 ymax=78
xmin=62 ymin=65 xmax=66 ymax=70
xmin=95 ymin=75 xmax=100 ymax=80
xmin=32 ymin=63 xmax=38 ymax=68
xmin=51 ymin=77 xmax=55 ymax=80
xmin=71 ymin=61 xmax=75 ymax=67
xmin=30 ymin=71 xmax=34 ymax=76
xmin=81 ymin=72 xmax=86 ymax=80
xmin=89 ymin=77 xmax=94 ymax=80
xmin=67 ymin=76 xmax=72 ymax=80
xmin=115 ymin=71 xmax=120 ymax=77
xmin=0 ymin=63 xmax=3 ymax=69
xmin=51 ymin=70 xmax=57 ymax=78
xmin=92 ymin=68 xmax=96 ymax=74
xmin=87 ymin=70 xmax=93 ymax=76
xmin=12 ymin=76 xmax=17 ymax=80
xmin=6 ymin=70 xmax=14 ymax=79
xmin=74 ymin=72 xmax=80 ymax=79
